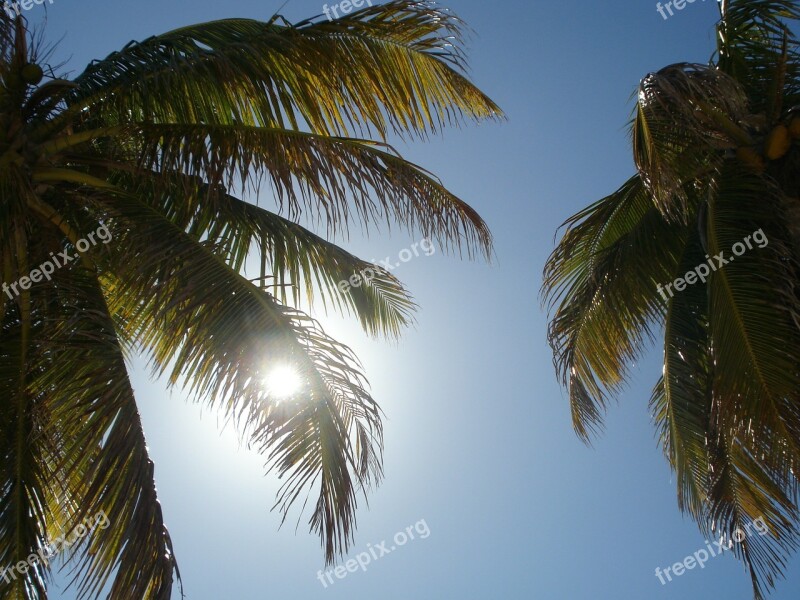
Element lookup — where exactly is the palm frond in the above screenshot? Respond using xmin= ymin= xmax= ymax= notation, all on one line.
xmin=58 ymin=2 xmax=502 ymax=141
xmin=126 ymin=123 xmax=492 ymax=258
xmin=29 ymin=270 xmax=179 ymax=600
xmin=717 ymin=0 xmax=800 ymax=115
xmin=87 ymin=191 xmax=382 ymax=563
xmin=0 ymin=3 xmax=500 ymax=596
xmin=543 ymin=176 xmax=691 ymax=440
xmin=650 ymin=225 xmax=713 ymax=517
xmin=106 ymin=169 xmax=417 ymax=338
xmin=633 ymin=63 xmax=749 ymax=218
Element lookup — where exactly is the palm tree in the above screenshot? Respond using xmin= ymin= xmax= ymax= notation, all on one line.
xmin=543 ymin=1 xmax=800 ymax=597
xmin=0 ymin=2 xmax=501 ymax=598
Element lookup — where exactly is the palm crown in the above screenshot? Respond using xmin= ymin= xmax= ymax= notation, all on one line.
xmin=0 ymin=2 xmax=501 ymax=599
xmin=543 ymin=1 xmax=800 ymax=597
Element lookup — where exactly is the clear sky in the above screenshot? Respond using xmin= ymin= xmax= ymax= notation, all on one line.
xmin=27 ymin=0 xmax=800 ymax=598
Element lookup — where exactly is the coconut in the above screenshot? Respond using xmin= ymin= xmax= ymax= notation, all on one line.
xmin=766 ymin=124 xmax=791 ymax=160
xmin=789 ymin=116 xmax=800 ymax=139
xmin=21 ymin=64 xmax=43 ymax=85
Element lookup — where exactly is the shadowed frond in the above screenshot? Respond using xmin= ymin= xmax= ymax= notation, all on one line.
xmin=633 ymin=63 xmax=750 ymax=218
xmin=545 ymin=2 xmax=800 ymax=595
xmin=29 ymin=270 xmax=179 ymax=600
xmin=716 ymin=0 xmax=800 ymax=116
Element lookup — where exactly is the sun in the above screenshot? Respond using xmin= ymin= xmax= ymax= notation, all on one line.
xmin=264 ymin=365 xmax=303 ymax=398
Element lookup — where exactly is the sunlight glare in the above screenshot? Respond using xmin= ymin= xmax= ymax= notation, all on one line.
xmin=265 ymin=365 xmax=303 ymax=399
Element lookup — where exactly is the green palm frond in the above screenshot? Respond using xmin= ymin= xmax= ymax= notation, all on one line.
xmin=543 ymin=175 xmax=690 ymax=440
xmin=716 ymin=0 xmax=800 ymax=116
xmin=29 ymin=272 xmax=179 ymax=600
xmin=0 ymin=1 xmax=500 ymax=598
xmin=107 ymin=169 xmax=417 ymax=338
xmin=88 ymin=179 xmax=385 ymax=566
xmin=705 ymin=167 xmax=800 ymax=449
xmin=61 ymin=2 xmax=501 ymax=140
xmin=127 ymin=123 xmax=492 ymax=257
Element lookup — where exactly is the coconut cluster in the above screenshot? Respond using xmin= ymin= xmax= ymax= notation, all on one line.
xmin=736 ymin=115 xmax=800 ymax=172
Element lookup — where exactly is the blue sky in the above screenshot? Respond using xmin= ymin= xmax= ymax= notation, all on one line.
xmin=25 ymin=0 xmax=800 ymax=598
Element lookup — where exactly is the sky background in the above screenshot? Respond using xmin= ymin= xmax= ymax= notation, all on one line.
xmin=21 ymin=0 xmax=800 ymax=598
